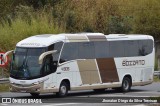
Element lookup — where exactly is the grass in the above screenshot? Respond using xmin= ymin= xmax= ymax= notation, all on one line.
xmin=149 ymin=96 xmax=160 ymax=103
xmin=0 ymin=6 xmax=65 ymax=52
xmin=0 ymin=17 xmax=64 ymax=51
xmin=154 ymin=56 xmax=158 ymax=71
xmin=1 ymin=0 xmax=160 ymax=52
xmin=0 ymin=84 xmax=9 ymax=92
xmin=154 ymin=76 xmax=160 ymax=82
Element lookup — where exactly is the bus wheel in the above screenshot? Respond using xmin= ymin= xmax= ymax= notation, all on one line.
xmin=121 ymin=77 xmax=131 ymax=92
xmin=30 ymin=93 xmax=39 ymax=97
xmin=56 ymin=82 xmax=68 ymax=97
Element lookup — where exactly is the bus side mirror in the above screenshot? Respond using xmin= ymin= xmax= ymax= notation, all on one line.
xmin=39 ymin=50 xmax=57 ymax=64
xmin=3 ymin=50 xmax=14 ymax=63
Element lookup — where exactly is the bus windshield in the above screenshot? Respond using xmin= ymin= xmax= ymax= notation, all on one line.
xmin=10 ymin=47 xmax=46 ymax=79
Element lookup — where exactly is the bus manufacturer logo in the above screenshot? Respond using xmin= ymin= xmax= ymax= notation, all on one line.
xmin=21 ymin=43 xmax=40 ymax=46
xmin=122 ymin=60 xmax=145 ymax=66
xmin=61 ymin=67 xmax=70 ymax=71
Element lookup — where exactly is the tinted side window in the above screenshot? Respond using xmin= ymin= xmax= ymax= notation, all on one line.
xmin=54 ymin=42 xmax=63 ymax=51
xmin=48 ymin=42 xmax=63 ymax=61
xmin=59 ymin=40 xmax=153 ymax=62
xmin=94 ymin=41 xmax=109 ymax=58
xmin=53 ymin=42 xmax=63 ymax=61
xmin=109 ymin=41 xmax=125 ymax=57
xmin=44 ymin=55 xmax=53 ymax=75
xmin=78 ymin=42 xmax=95 ymax=59
xmin=46 ymin=42 xmax=63 ymax=73
xmin=60 ymin=43 xmax=78 ymax=63
xmin=147 ymin=40 xmax=153 ymax=54
xmin=138 ymin=40 xmax=153 ymax=56
xmin=124 ymin=40 xmax=139 ymax=57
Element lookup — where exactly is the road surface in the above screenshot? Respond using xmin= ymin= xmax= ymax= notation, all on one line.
xmin=0 ymin=82 xmax=159 ymax=106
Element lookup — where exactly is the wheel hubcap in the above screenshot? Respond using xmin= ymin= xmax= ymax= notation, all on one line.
xmin=123 ymin=80 xmax=129 ymax=90
xmin=61 ymin=86 xmax=66 ymax=95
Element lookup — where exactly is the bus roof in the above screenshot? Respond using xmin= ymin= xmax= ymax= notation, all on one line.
xmin=16 ymin=33 xmax=153 ymax=48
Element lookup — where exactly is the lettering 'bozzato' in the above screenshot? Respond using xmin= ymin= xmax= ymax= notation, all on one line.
xmin=122 ymin=60 xmax=145 ymax=66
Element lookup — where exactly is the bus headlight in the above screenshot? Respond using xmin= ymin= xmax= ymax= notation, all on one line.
xmin=10 ymin=82 xmax=14 ymax=84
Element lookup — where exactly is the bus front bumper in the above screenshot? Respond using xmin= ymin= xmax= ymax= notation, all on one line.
xmin=10 ymin=83 xmax=42 ymax=93
xmin=10 ymin=83 xmax=59 ymax=93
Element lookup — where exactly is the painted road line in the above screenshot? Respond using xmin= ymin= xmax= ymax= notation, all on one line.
xmin=135 ymin=91 xmax=160 ymax=93
xmin=1 ymin=103 xmax=81 ymax=106
xmin=75 ymin=94 xmax=156 ymax=97
xmin=0 ymin=104 xmax=8 ymax=106
xmin=42 ymin=103 xmax=81 ymax=106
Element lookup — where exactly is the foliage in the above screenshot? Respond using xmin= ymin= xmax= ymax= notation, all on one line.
xmin=0 ymin=5 xmax=64 ymax=51
xmin=51 ymin=0 xmax=160 ymax=39
xmin=0 ymin=0 xmax=159 ymax=77
xmin=0 ymin=0 xmax=160 ymax=51
xmin=154 ymin=76 xmax=160 ymax=82
xmin=155 ymin=56 xmax=158 ymax=71
xmin=131 ymin=0 xmax=160 ymax=40
xmin=0 ymin=84 xmax=9 ymax=92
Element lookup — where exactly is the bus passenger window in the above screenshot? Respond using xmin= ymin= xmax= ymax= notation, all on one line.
xmin=109 ymin=41 xmax=125 ymax=57
xmin=47 ymin=42 xmax=63 ymax=72
xmin=78 ymin=42 xmax=95 ymax=59
xmin=124 ymin=41 xmax=139 ymax=57
xmin=94 ymin=41 xmax=109 ymax=58
xmin=52 ymin=42 xmax=63 ymax=67
xmin=138 ymin=40 xmax=153 ymax=56
xmin=60 ymin=43 xmax=78 ymax=63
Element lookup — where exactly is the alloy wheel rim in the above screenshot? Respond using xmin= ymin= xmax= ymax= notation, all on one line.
xmin=61 ymin=86 xmax=66 ymax=95
xmin=123 ymin=80 xmax=129 ymax=90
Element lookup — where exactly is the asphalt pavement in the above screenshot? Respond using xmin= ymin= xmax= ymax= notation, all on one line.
xmin=0 ymin=82 xmax=159 ymax=106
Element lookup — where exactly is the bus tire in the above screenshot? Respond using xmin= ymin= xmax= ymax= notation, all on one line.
xmin=30 ymin=93 xmax=39 ymax=97
xmin=56 ymin=81 xmax=69 ymax=97
xmin=121 ymin=77 xmax=131 ymax=92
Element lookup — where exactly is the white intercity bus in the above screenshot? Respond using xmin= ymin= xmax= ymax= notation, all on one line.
xmin=4 ymin=33 xmax=155 ymax=97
